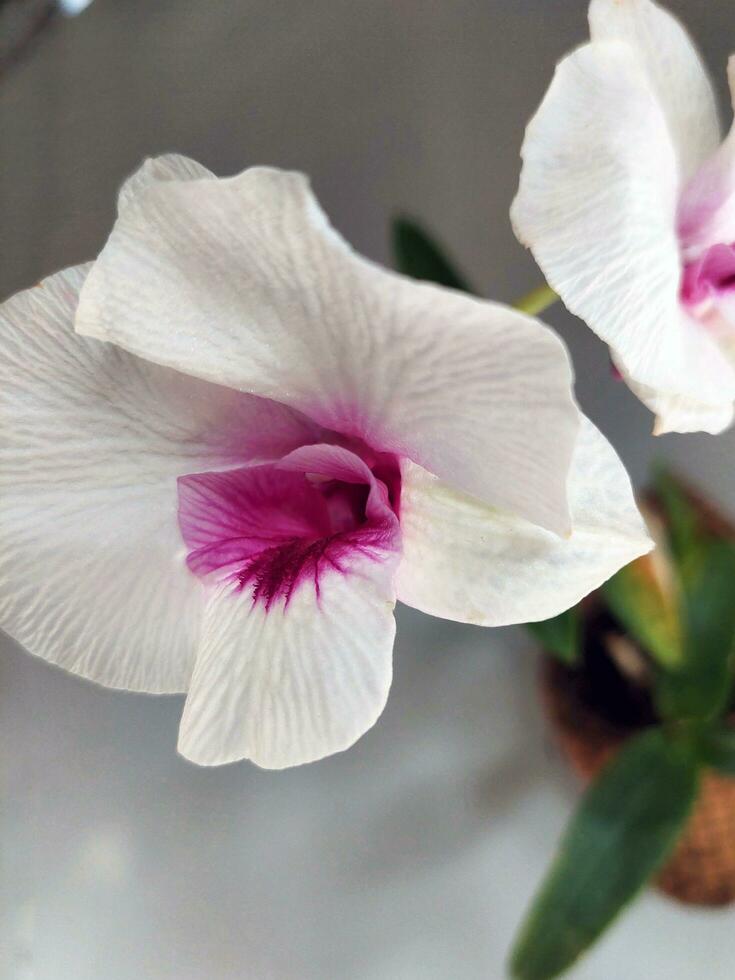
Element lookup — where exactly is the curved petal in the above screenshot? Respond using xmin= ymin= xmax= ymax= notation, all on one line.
xmin=611 ymin=316 xmax=735 ymax=435
xmin=395 ymin=418 xmax=652 ymax=627
xmin=614 ymin=357 xmax=735 ymax=435
xmin=0 ymin=266 xmax=319 ymax=692
xmin=589 ymin=0 xmax=720 ymax=179
xmin=512 ymin=41 xmax=735 ymax=410
xmin=75 ymin=165 xmax=579 ymax=535
xmin=117 ymin=153 xmax=214 ymax=212
xmin=277 ymin=442 xmax=397 ymax=525
xmin=650 ymin=392 xmax=733 ymax=436
xmin=678 ymin=57 xmax=735 ymax=256
xmin=177 ymin=535 xmax=399 ymax=769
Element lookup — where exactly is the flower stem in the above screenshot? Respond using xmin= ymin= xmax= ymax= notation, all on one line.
xmin=512 ymin=283 xmax=558 ymax=317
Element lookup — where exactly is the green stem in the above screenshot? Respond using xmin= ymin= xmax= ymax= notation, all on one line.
xmin=513 ymin=283 xmax=558 ymax=317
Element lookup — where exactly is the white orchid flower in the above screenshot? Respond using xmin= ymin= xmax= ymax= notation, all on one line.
xmin=0 ymin=155 xmax=650 ymax=769
xmin=512 ymin=0 xmax=735 ymax=435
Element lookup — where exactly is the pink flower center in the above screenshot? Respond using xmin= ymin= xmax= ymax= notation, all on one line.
xmin=680 ymin=242 xmax=735 ymax=312
xmin=177 ymin=442 xmax=401 ymax=610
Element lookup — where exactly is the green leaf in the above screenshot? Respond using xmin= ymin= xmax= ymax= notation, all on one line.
xmin=698 ymin=725 xmax=735 ymax=776
xmin=526 ymin=608 xmax=580 ymax=665
xmin=603 ymin=552 xmax=683 ymax=669
xmin=509 ymin=727 xmax=700 ymax=980
xmin=651 ymin=465 xmax=706 ymax=585
xmin=391 ymin=217 xmax=473 ymax=293
xmin=656 ymin=539 xmax=735 ymax=722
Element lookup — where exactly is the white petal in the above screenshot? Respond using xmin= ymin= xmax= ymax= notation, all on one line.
xmin=177 ymin=548 xmax=398 ymax=769
xmin=0 ymin=266 xmax=318 ymax=692
xmin=615 ymin=360 xmax=735 ymax=435
xmin=610 ymin=316 xmax=735 ymax=435
xmin=589 ymin=0 xmax=720 ymax=179
xmin=395 ymin=417 xmax=652 ymax=627
xmin=652 ymin=395 xmax=734 ymax=436
xmin=76 ymin=166 xmax=579 ymax=535
xmin=118 ymin=153 xmax=214 ymax=212
xmin=512 ymin=41 xmax=735 ymax=410
xmin=678 ymin=56 xmax=735 ymax=255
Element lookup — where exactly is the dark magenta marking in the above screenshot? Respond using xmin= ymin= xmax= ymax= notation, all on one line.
xmin=236 ymin=524 xmax=396 ymax=610
xmin=178 ymin=443 xmax=401 ymax=610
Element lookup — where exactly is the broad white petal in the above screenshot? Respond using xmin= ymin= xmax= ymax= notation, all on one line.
xmin=118 ymin=153 xmax=214 ymax=212
xmin=589 ymin=0 xmax=720 ymax=179
xmin=177 ymin=545 xmax=399 ymax=769
xmin=76 ymin=166 xmax=579 ymax=535
xmin=512 ymin=41 xmax=735 ymax=409
xmin=395 ymin=418 xmax=652 ymax=627
xmin=678 ymin=57 xmax=735 ymax=255
xmin=0 ymin=266 xmax=318 ymax=692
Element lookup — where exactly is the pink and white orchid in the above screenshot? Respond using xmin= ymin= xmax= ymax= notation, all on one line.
xmin=0 ymin=155 xmax=650 ymax=769
xmin=512 ymin=0 xmax=735 ymax=435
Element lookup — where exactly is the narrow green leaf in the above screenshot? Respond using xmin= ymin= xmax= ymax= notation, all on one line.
xmin=510 ymin=728 xmax=700 ymax=980
xmin=656 ymin=539 xmax=735 ymax=722
xmin=651 ymin=465 xmax=707 ymax=585
xmin=603 ymin=552 xmax=683 ymax=669
xmin=698 ymin=725 xmax=735 ymax=776
xmin=391 ymin=217 xmax=473 ymax=293
xmin=526 ymin=608 xmax=580 ymax=665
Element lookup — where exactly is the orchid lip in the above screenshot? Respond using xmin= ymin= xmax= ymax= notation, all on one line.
xmin=177 ymin=441 xmax=402 ymax=612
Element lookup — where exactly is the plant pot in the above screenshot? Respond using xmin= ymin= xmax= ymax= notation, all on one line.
xmin=541 ymin=654 xmax=735 ymax=906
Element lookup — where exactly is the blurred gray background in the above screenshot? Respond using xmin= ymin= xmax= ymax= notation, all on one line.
xmin=2 ymin=1 xmax=735 ymax=977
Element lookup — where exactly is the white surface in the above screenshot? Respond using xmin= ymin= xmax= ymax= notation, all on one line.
xmin=2 ymin=1 xmax=735 ymax=977
xmin=2 ymin=613 xmax=734 ymax=980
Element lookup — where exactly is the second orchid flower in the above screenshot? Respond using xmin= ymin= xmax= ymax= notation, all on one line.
xmin=513 ymin=0 xmax=735 ymax=435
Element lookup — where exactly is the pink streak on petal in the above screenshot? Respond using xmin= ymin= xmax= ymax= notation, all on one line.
xmin=677 ymin=121 xmax=735 ymax=260
xmin=203 ymin=392 xmax=326 ymax=466
xmin=178 ymin=466 xmax=331 ymax=576
xmin=237 ymin=521 xmax=398 ymax=611
xmin=178 ymin=445 xmax=401 ymax=611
